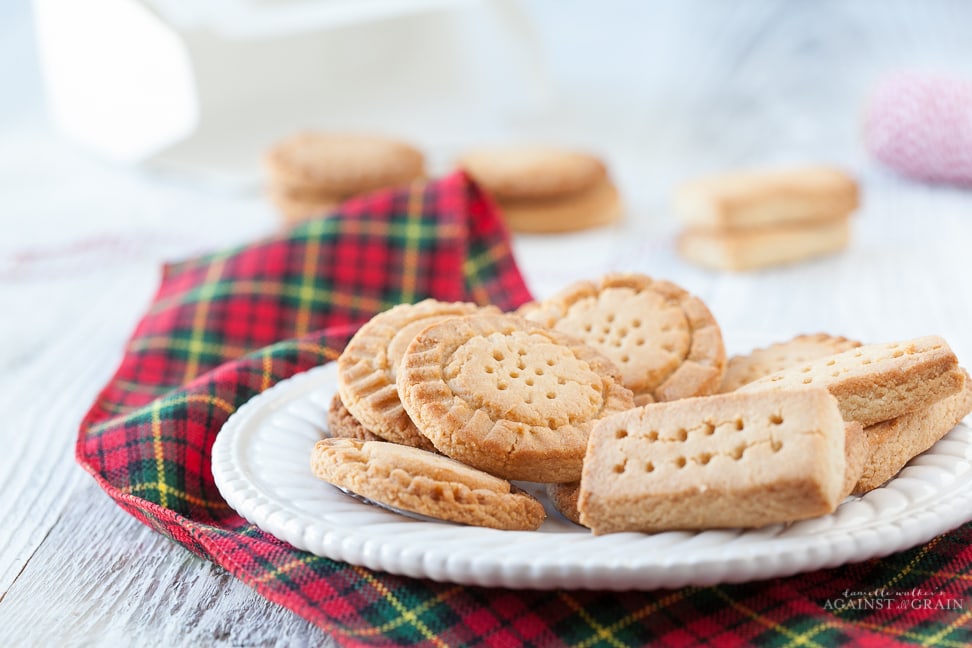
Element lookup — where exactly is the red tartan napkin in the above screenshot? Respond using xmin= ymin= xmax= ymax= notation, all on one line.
xmin=78 ymin=171 xmax=972 ymax=647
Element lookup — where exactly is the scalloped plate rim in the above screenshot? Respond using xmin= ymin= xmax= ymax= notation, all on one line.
xmin=211 ymin=363 xmax=972 ymax=590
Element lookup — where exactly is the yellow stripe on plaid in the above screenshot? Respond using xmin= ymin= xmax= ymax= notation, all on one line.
xmin=252 ymin=555 xmax=316 ymax=584
xmin=151 ymin=399 xmax=168 ymax=509
xmin=463 ymin=241 xmax=511 ymax=305
xmin=184 ymin=256 xmax=229 ymax=382
xmin=572 ymin=589 xmax=694 ymax=648
xmin=920 ymin=607 xmax=972 ymax=647
xmin=343 ymin=585 xmax=464 ymax=639
xmin=350 ymin=566 xmax=449 ymax=647
xmin=557 ymin=592 xmax=629 ymax=648
xmin=779 ymin=622 xmax=841 ymax=648
xmin=399 ymin=182 xmax=425 ymax=304
xmin=711 ymin=587 xmax=828 ymax=648
xmin=337 ymin=216 xmax=454 ymax=241
xmin=122 ymin=482 xmax=232 ymax=509
xmin=294 ymin=218 xmax=326 ymax=336
xmin=840 ymin=619 xmax=971 ymax=648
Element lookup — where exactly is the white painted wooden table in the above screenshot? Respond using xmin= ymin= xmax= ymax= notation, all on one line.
xmin=3 ymin=1 xmax=972 ymax=645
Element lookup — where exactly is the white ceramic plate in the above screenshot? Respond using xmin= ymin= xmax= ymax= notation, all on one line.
xmin=211 ymin=363 xmax=972 ymax=590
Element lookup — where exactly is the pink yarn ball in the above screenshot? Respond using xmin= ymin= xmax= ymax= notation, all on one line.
xmin=863 ymin=72 xmax=972 ymax=186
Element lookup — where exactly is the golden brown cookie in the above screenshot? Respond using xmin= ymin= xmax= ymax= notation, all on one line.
xmin=854 ymin=370 xmax=972 ymax=493
xmin=337 ymin=300 xmax=490 ymax=451
xmin=673 ymin=166 xmax=859 ymax=230
xmin=327 ymin=393 xmax=384 ymax=442
xmin=676 ymin=215 xmax=851 ymax=272
xmin=311 ymin=438 xmax=546 ymax=530
xmin=266 ymin=131 xmax=425 ymax=197
xmin=738 ymin=335 xmax=964 ymax=427
xmin=546 ymin=481 xmax=583 ymax=526
xmin=397 ymin=312 xmax=635 ymax=483
xmin=720 ymin=333 xmax=862 ymax=393
xmin=269 ymin=189 xmax=338 ymax=226
xmin=457 ymin=146 xmax=622 ymax=233
xmin=458 ymin=147 xmax=607 ymax=201
xmin=578 ymin=389 xmax=848 ymax=534
xmin=522 ymin=273 xmax=726 ymax=405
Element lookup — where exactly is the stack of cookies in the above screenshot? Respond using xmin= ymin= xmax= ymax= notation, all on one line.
xmin=673 ymin=166 xmax=859 ymax=271
xmin=309 ymin=272 xmax=970 ymax=535
xmin=456 ymin=146 xmax=623 ymax=233
xmin=264 ymin=132 xmax=425 ymax=227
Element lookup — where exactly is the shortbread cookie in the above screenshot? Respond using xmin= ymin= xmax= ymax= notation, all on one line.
xmin=556 ymin=420 xmax=865 ymax=527
xmin=854 ymin=371 xmax=972 ymax=494
xmin=677 ymin=216 xmax=851 ymax=272
xmin=842 ymin=421 xmax=867 ymax=499
xmin=498 ymin=177 xmax=623 ymax=233
xmin=311 ymin=438 xmax=546 ymax=530
xmin=397 ymin=312 xmax=635 ymax=482
xmin=457 ymin=146 xmax=622 ymax=233
xmin=673 ymin=166 xmax=859 ymax=230
xmin=327 ymin=393 xmax=383 ymax=442
xmin=338 ymin=300 xmax=489 ymax=451
xmin=522 ymin=273 xmax=725 ymax=405
xmin=266 ymin=132 xmax=425 ymax=196
xmin=269 ymin=189 xmax=338 ymax=226
xmin=546 ymin=481 xmax=582 ymax=525
xmin=720 ymin=333 xmax=862 ymax=392
xmin=739 ymin=335 xmax=964 ymax=427
xmin=458 ymin=147 xmax=607 ymax=201
xmin=578 ymin=389 xmax=847 ymax=534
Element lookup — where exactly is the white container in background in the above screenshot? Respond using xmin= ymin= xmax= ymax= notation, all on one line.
xmin=32 ymin=0 xmax=550 ymax=185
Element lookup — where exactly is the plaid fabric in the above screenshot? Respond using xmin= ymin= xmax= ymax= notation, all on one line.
xmin=78 ymin=171 xmax=972 ymax=647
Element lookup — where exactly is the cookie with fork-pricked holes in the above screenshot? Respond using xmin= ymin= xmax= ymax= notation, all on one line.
xmin=854 ymin=370 xmax=972 ymax=493
xmin=738 ymin=335 xmax=964 ymax=427
xmin=719 ymin=333 xmax=862 ymax=393
xmin=397 ymin=312 xmax=635 ymax=483
xmin=578 ymin=388 xmax=848 ymax=534
xmin=311 ymin=438 xmax=546 ymax=530
xmin=337 ymin=299 xmax=493 ymax=451
xmin=521 ymin=273 xmax=726 ymax=405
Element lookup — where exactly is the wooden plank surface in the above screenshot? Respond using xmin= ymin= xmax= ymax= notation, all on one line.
xmin=3 ymin=0 xmax=972 ymax=645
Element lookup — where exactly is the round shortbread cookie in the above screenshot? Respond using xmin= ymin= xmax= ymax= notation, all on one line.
xmin=337 ymin=300 xmax=490 ymax=451
xmin=546 ymin=481 xmax=583 ymax=526
xmin=396 ymin=312 xmax=635 ymax=483
xmin=719 ymin=333 xmax=862 ymax=393
xmin=522 ymin=273 xmax=726 ymax=405
xmin=458 ymin=146 xmax=607 ymax=201
xmin=311 ymin=438 xmax=546 ymax=530
xmin=327 ymin=393 xmax=384 ymax=442
xmin=266 ymin=132 xmax=425 ymax=195
xmin=498 ymin=176 xmax=622 ymax=233
xmin=269 ymin=188 xmax=338 ymax=226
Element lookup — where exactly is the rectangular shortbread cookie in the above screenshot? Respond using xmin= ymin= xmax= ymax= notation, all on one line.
xmin=577 ymin=389 xmax=847 ymax=534
xmin=673 ymin=166 xmax=859 ymax=230
xmin=738 ymin=336 xmax=964 ymax=427
xmin=676 ymin=216 xmax=850 ymax=272
xmin=854 ymin=371 xmax=972 ymax=493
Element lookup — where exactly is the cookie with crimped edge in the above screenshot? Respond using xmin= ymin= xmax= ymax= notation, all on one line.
xmin=673 ymin=166 xmax=859 ymax=230
xmin=311 ymin=438 xmax=546 ymax=530
xmin=397 ymin=312 xmax=635 ymax=483
xmin=854 ymin=370 xmax=972 ymax=494
xmin=578 ymin=388 xmax=848 ymax=534
xmin=327 ymin=393 xmax=383 ymax=443
xmin=720 ymin=333 xmax=862 ymax=393
xmin=737 ymin=335 xmax=964 ymax=427
xmin=555 ymin=418 xmax=865 ymax=528
xmin=338 ymin=299 xmax=493 ymax=451
xmin=521 ymin=273 xmax=726 ymax=405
